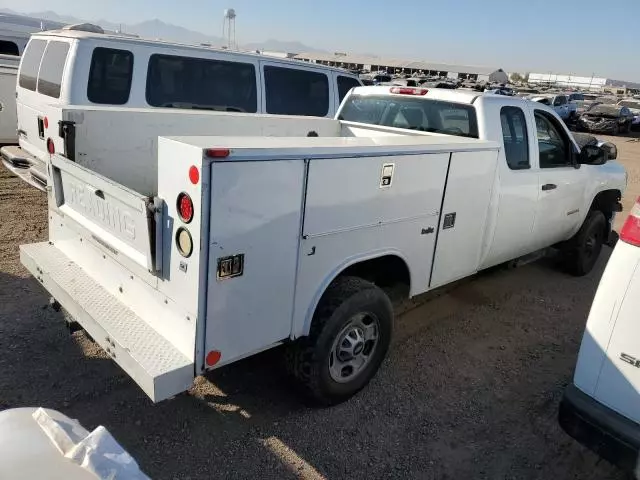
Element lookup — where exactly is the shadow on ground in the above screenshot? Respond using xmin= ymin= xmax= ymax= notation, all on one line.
xmin=0 ymin=248 xmax=630 ymax=479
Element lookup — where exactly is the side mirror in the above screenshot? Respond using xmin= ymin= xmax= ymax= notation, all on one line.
xmin=600 ymin=141 xmax=618 ymax=160
xmin=579 ymin=144 xmax=607 ymax=165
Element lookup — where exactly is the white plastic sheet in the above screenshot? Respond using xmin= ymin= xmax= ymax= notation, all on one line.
xmin=33 ymin=408 xmax=150 ymax=479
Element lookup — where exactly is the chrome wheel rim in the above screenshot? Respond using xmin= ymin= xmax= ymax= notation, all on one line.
xmin=328 ymin=312 xmax=380 ymax=383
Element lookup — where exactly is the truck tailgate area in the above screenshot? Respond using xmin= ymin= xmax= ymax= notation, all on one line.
xmin=20 ymin=242 xmax=193 ymax=402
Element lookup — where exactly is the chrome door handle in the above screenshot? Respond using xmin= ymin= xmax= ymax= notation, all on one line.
xmin=541 ymin=183 xmax=557 ymax=191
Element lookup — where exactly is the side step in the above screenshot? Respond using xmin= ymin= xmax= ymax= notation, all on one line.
xmin=20 ymin=242 xmax=194 ymax=402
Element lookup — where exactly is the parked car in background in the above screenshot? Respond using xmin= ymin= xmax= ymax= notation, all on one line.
xmin=531 ymin=94 xmax=577 ymax=121
xmin=373 ymin=74 xmax=392 ymax=84
xmin=560 ymin=197 xmax=640 ymax=477
xmin=578 ymin=104 xmax=635 ymax=135
xmin=617 ymin=99 xmax=640 ymax=130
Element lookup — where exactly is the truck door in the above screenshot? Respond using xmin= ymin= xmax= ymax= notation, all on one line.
xmin=531 ymin=110 xmax=586 ymax=249
xmin=480 ymin=105 xmax=540 ymax=268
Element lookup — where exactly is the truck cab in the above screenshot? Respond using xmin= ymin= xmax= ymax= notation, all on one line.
xmin=530 ymin=94 xmax=577 ymax=120
xmin=337 ymin=86 xmax=626 ymax=272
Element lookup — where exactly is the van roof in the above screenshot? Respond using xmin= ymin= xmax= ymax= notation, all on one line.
xmin=30 ymin=29 xmax=357 ymax=76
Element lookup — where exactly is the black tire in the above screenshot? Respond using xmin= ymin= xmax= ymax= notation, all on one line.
xmin=286 ymin=276 xmax=393 ymax=406
xmin=613 ymin=124 xmax=620 ymax=136
xmin=562 ymin=210 xmax=606 ymax=276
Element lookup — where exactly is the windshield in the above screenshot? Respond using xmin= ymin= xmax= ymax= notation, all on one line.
xmin=338 ymin=94 xmax=479 ymax=138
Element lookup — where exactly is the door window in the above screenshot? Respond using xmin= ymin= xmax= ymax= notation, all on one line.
xmin=337 ymin=75 xmax=361 ymax=102
xmin=500 ymin=106 xmax=529 ymax=170
xmin=553 ymin=95 xmax=567 ymax=106
xmin=18 ymin=39 xmax=47 ymax=91
xmin=264 ymin=66 xmax=329 ymax=116
xmin=0 ymin=40 xmax=19 ymax=56
xmin=535 ymin=111 xmax=572 ymax=168
xmin=37 ymin=41 xmax=70 ymax=98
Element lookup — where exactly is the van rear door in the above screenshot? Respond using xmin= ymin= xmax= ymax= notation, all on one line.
xmin=16 ymin=37 xmax=71 ymax=163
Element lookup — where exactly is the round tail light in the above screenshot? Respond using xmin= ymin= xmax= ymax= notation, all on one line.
xmin=176 ymin=227 xmax=193 ymax=257
xmin=46 ymin=138 xmax=55 ymax=154
xmin=177 ymin=192 xmax=194 ymax=223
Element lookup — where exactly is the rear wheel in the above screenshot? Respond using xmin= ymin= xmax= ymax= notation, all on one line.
xmin=286 ymin=276 xmax=393 ymax=406
xmin=562 ymin=210 xmax=606 ymax=276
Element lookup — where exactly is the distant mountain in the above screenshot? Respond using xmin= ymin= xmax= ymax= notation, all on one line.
xmin=243 ymin=39 xmax=325 ymax=54
xmin=0 ymin=8 xmax=324 ymax=53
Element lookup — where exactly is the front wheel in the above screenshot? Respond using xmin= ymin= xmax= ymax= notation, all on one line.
xmin=562 ymin=210 xmax=606 ymax=276
xmin=286 ymin=276 xmax=393 ymax=406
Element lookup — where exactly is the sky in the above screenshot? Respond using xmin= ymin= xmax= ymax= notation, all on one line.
xmin=3 ymin=0 xmax=640 ymax=82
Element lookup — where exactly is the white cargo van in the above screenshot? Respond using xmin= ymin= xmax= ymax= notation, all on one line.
xmin=2 ymin=27 xmax=361 ymax=188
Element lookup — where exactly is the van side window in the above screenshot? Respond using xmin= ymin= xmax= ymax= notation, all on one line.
xmin=337 ymin=75 xmax=361 ymax=102
xmin=0 ymin=40 xmax=19 ymax=56
xmin=500 ymin=106 xmax=530 ymax=170
xmin=18 ymin=39 xmax=47 ymax=91
xmin=264 ymin=66 xmax=329 ymax=116
xmin=88 ymin=48 xmax=134 ymax=105
xmin=146 ymin=54 xmax=257 ymax=113
xmin=37 ymin=41 xmax=70 ymax=98
xmin=534 ymin=110 xmax=572 ymax=168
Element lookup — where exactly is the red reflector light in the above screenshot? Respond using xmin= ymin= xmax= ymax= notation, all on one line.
xmin=206 ymin=350 xmax=222 ymax=366
xmin=189 ymin=165 xmax=200 ymax=185
xmin=43 ymin=117 xmax=48 ymax=129
xmin=46 ymin=138 xmax=55 ymax=154
xmin=389 ymin=87 xmax=428 ymax=96
xmin=620 ymin=197 xmax=640 ymax=247
xmin=205 ymin=148 xmax=230 ymax=158
xmin=177 ymin=192 xmax=194 ymax=223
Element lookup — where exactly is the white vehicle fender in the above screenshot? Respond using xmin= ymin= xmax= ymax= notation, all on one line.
xmin=296 ymin=248 xmax=414 ymax=338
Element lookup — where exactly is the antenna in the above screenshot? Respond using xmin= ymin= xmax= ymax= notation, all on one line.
xmin=222 ymin=8 xmax=237 ymax=50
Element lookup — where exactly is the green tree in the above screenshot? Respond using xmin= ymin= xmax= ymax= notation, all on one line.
xmin=510 ymin=72 xmax=524 ymax=83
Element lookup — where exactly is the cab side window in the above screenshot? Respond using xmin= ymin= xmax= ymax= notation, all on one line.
xmin=500 ymin=106 xmax=529 ymax=170
xmin=534 ymin=111 xmax=573 ymax=168
xmin=556 ymin=95 xmax=567 ymax=106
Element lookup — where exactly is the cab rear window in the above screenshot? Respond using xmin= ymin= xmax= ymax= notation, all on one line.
xmin=18 ymin=39 xmax=47 ymax=91
xmin=88 ymin=47 xmax=134 ymax=105
xmin=339 ymin=94 xmax=479 ymax=138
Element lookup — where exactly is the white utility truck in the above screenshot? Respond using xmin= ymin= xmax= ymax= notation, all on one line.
xmin=21 ymin=92 xmax=625 ymax=406
xmin=2 ymin=27 xmax=361 ymax=189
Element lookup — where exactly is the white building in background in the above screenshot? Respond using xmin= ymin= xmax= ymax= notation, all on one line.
xmin=295 ymin=52 xmax=509 ymax=84
xmin=528 ymin=72 xmax=640 ymax=93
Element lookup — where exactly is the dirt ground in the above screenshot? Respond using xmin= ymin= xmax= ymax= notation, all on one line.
xmin=1 ymin=135 xmax=639 ymax=479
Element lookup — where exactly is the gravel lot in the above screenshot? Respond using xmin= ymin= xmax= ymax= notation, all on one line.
xmin=1 ymin=134 xmax=639 ymax=479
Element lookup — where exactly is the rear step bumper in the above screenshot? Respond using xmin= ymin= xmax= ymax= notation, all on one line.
xmin=0 ymin=146 xmax=46 ymax=191
xmin=20 ymin=242 xmax=194 ymax=402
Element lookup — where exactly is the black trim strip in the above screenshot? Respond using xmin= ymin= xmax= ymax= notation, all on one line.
xmin=428 ymin=152 xmax=452 ymax=288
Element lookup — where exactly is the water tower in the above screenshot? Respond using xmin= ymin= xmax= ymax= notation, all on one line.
xmin=222 ymin=8 xmax=237 ymax=50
